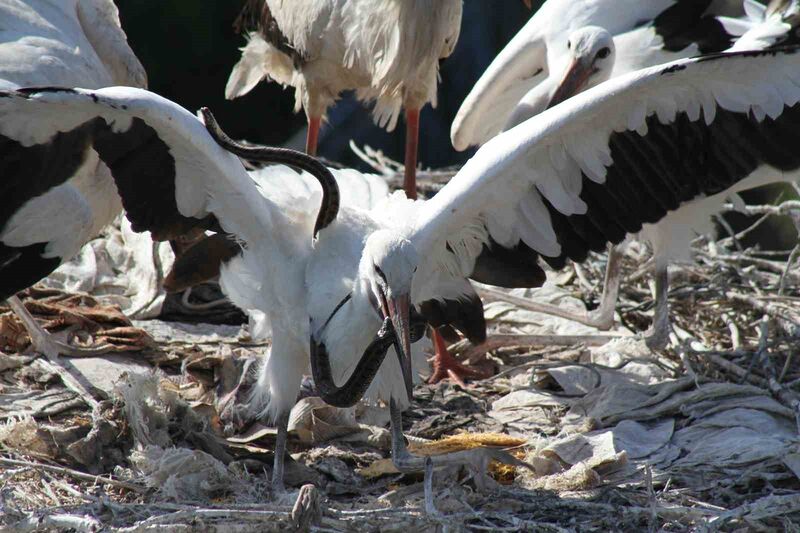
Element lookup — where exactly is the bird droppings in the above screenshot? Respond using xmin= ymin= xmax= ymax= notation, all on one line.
xmin=1 ymin=190 xmax=800 ymax=530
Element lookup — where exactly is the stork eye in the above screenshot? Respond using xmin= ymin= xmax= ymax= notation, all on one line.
xmin=567 ymin=40 xmax=572 ymax=50
xmin=597 ymin=47 xmax=610 ymax=59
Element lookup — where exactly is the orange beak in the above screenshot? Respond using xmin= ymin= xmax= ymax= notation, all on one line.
xmin=547 ymin=58 xmax=594 ymax=109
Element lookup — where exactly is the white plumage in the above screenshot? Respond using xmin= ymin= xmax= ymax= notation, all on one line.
xmin=227 ymin=0 xmax=460 ymax=127
xmin=226 ymin=0 xmax=461 ymax=161
xmin=449 ymin=0 xmax=779 ymax=346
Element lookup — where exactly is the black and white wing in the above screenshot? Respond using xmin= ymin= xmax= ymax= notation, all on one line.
xmin=0 ymin=87 xmax=312 ymax=317
xmin=414 ymin=48 xmax=800 ymax=291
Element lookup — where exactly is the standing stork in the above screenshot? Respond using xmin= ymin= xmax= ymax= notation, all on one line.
xmin=6 ymin=43 xmax=800 ymax=494
xmin=461 ymin=0 xmax=800 ymax=350
xmin=225 ymin=0 xmax=462 ymax=197
xmin=0 ymin=0 xmax=146 ymax=357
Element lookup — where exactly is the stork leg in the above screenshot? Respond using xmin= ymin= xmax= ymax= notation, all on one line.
xmin=430 ymin=246 xmax=623 ymax=385
xmin=588 ymin=243 xmax=623 ymax=330
xmin=477 ymin=243 xmax=623 ymax=331
xmin=404 ymin=107 xmax=420 ymax=200
xmin=271 ymin=411 xmax=291 ymax=495
xmin=5 ymin=295 xmax=102 ymax=411
xmin=306 ymin=116 xmax=322 ymax=156
xmin=644 ymin=260 xmax=670 ymax=351
xmin=7 ymin=295 xmax=114 ymax=358
xmin=389 ymin=399 xmax=530 ymax=510
xmin=427 ymin=329 xmax=491 ymax=386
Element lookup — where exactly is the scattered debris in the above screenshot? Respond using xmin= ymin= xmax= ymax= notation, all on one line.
xmin=1 ymin=186 xmax=799 ymax=530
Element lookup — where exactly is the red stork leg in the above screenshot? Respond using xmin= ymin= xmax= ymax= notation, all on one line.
xmin=404 ymin=107 xmax=420 ymax=200
xmin=306 ymin=116 xmax=321 ymax=156
xmin=427 ymin=328 xmax=491 ymax=387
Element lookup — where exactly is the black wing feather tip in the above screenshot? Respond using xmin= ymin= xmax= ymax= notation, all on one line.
xmin=470 ymin=238 xmax=547 ymax=289
xmin=0 ymin=243 xmax=61 ymax=301
xmin=546 ymin=97 xmax=800 ymax=268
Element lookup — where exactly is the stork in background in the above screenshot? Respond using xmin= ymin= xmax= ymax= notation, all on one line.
xmin=7 ymin=42 xmax=800 ymax=496
xmin=0 ymin=0 xmax=146 ymax=359
xmin=449 ymin=0 xmax=758 ymax=349
xmin=451 ymin=0 xmax=749 ymax=151
xmin=225 ymin=0 xmax=462 ymax=195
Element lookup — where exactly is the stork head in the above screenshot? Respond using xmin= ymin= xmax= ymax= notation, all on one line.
xmin=548 ymin=26 xmax=615 ymax=109
xmin=359 ymin=230 xmax=419 ymax=402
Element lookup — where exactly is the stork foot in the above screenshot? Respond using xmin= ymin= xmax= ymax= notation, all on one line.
xmin=643 ymin=262 xmax=671 ymax=352
xmin=30 ymin=334 xmax=115 ymax=359
xmin=427 ymin=330 xmax=492 ymax=386
xmin=643 ymin=320 xmax=670 ymax=351
xmin=7 ymin=296 xmax=114 ymax=359
xmin=6 ymin=296 xmax=103 ymax=409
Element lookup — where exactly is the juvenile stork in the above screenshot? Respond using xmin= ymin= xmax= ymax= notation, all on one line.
xmin=5 ymin=44 xmax=800 ymax=494
xmin=0 ymin=0 xmax=146 ymax=357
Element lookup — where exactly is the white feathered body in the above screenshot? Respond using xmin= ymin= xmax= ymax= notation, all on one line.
xmin=221 ymin=165 xmax=431 ymax=417
xmin=0 ymin=0 xmax=145 ymax=263
xmin=226 ymin=0 xmax=462 ymax=130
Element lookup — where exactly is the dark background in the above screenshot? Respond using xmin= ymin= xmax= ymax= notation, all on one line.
xmin=116 ymin=1 xmax=536 ymax=169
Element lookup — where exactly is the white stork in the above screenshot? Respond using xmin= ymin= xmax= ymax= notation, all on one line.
xmin=225 ymin=0 xmax=462 ymax=198
xmin=457 ymin=0 xmax=800 ymax=350
xmin=0 ymin=0 xmax=146 ymax=357
xmin=448 ymin=0 xmax=757 ymax=348
xmin=4 ymin=44 xmax=800 ymax=493
xmin=731 ymin=0 xmax=800 ymax=51
xmin=450 ymin=0 xmax=749 ymax=151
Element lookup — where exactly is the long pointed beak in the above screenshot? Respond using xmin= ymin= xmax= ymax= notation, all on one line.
xmin=547 ymin=58 xmax=594 ymax=109
xmin=387 ymin=294 xmax=413 ymax=404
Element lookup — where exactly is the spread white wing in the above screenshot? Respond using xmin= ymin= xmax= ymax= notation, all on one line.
xmin=418 ymin=48 xmax=800 ymax=292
